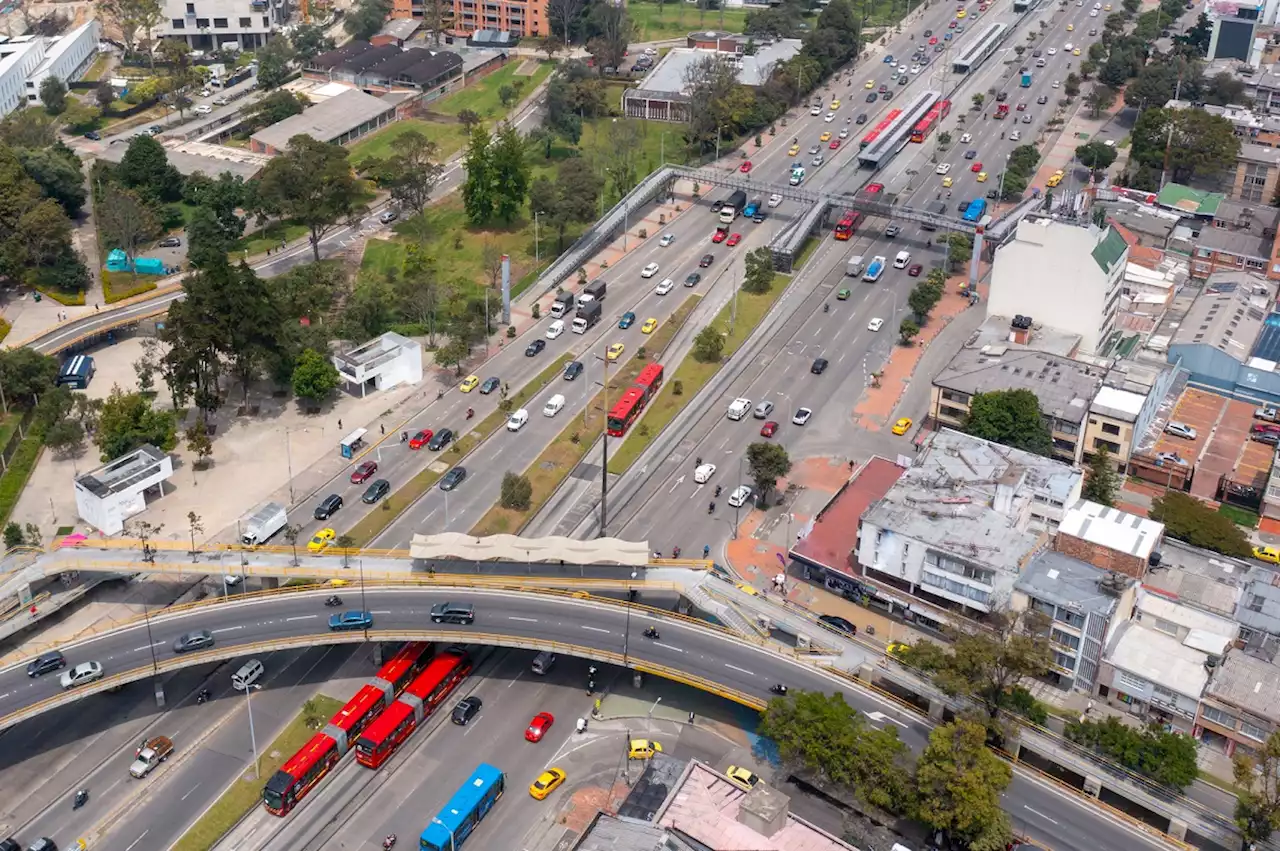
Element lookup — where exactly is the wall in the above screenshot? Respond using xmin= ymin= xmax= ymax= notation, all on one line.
xmin=1083 ymin=410 xmax=1136 ymax=465
xmin=1170 ymin=342 xmax=1280 ymax=404
xmin=1054 ymin=532 xmax=1147 ymax=578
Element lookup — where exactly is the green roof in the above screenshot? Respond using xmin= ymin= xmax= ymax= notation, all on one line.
xmin=1155 ymin=183 xmax=1225 ymax=216
xmin=1091 ymin=225 xmax=1128 ymax=274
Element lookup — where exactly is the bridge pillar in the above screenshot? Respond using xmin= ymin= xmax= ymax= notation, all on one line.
xmin=968 ymin=222 xmax=985 ymax=292
xmin=261 ymin=577 xmax=279 ymax=590
xmin=927 ymin=699 xmax=946 ymax=722
xmin=1167 ymin=819 xmax=1188 ymax=841
xmin=153 ymin=680 xmax=165 ymax=708
xmin=372 ymin=643 xmax=385 ymax=666
xmin=1083 ymin=775 xmax=1102 ymax=797
xmin=675 ymin=597 xmax=693 ymax=616
xmin=855 ymin=663 xmax=875 ymax=684
xmin=632 ymin=671 xmax=644 ymax=689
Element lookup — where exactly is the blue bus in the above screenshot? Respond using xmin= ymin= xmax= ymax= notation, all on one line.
xmin=421 ymin=763 xmax=505 ymax=851
xmin=963 ymin=199 xmax=987 ymax=223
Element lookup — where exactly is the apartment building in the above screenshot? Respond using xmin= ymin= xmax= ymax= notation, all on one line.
xmin=1196 ymin=649 xmax=1280 ymax=755
xmin=158 ymin=0 xmax=288 ymax=49
xmin=445 ymin=0 xmax=545 ymax=37
xmin=1191 ymin=199 xmax=1280 ymax=281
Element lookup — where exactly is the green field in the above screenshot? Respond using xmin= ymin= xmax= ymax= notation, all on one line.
xmin=626 ymin=0 xmax=751 ymax=39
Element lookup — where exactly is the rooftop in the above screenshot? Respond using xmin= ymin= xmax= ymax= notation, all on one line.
xmin=575 ymin=813 xmax=692 ymax=851
xmin=1169 ymin=269 xmax=1274 ymax=356
xmin=933 ymin=346 xmax=1105 ymax=424
xmin=790 ymin=457 xmax=905 ymax=577
xmin=96 ymin=140 xmax=269 ymax=180
xmin=360 ymin=47 xmax=463 ymax=85
xmin=1136 ymin=587 xmax=1240 ymax=645
xmin=967 ymin=314 xmax=1083 ymax=357
xmin=1144 ymin=539 xmax=1247 ymax=618
xmin=1106 ymin=207 xmax=1178 ymax=243
xmin=75 ymin=445 xmax=169 ymax=498
xmin=1091 ymin=385 xmax=1146 ymax=423
xmin=1205 ymin=650 xmax=1280 ymax=721
xmin=1240 ymin=143 xmax=1280 ymax=166
xmin=1106 ymin=620 xmax=1219 ymax=699
xmin=1058 ymin=500 xmax=1163 ymax=561
xmin=29 ymin=20 xmax=96 ymax=74
xmin=1015 ymin=551 xmax=1128 ymax=618
xmin=637 ymin=42 xmax=801 ymax=96
xmin=377 ymin=18 xmax=421 ymax=39
xmin=1157 ymin=183 xmax=1226 ymax=216
xmin=250 ymin=88 xmax=396 ymax=150
xmin=1197 ymin=200 xmax=1280 ymax=259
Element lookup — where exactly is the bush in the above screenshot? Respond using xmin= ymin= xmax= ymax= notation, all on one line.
xmin=638 ymin=228 xmax=647 ymax=239
xmin=500 ymin=471 xmax=532 ymax=510
xmin=1002 ymin=685 xmax=1048 ymax=726
xmin=1150 ymin=491 xmax=1250 ymax=557
xmin=531 ymin=303 xmax=540 ymax=319
xmin=102 ymin=270 xmax=160 ymax=304
xmin=506 ymin=325 xmax=516 ymax=338
xmin=1064 ymin=716 xmax=1199 ymax=789
xmin=672 ymin=380 xmax=683 ymax=396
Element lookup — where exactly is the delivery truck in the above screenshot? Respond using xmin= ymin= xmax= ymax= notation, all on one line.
xmin=130 ymin=735 xmax=174 ymax=778
xmin=572 ymin=299 xmax=602 ymax=333
xmin=240 ymin=501 xmax=287 ymax=546
xmin=718 ymin=190 xmax=747 ymax=224
xmin=549 ymin=291 xmax=575 ymax=318
xmin=1020 ymin=72 xmax=1032 ymax=87
xmin=577 ymin=279 xmax=607 ymax=307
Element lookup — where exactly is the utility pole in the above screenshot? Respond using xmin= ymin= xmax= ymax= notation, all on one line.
xmin=1158 ymin=73 xmax=1182 ymax=191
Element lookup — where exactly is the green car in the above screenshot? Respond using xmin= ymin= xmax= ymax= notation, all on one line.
xmin=836 ymin=288 xmax=851 ymax=300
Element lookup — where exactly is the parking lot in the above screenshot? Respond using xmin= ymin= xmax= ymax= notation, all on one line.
xmin=1152 ymin=388 xmax=1273 ymax=502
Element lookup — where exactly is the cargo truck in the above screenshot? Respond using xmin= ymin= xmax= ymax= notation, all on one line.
xmin=577 ymin=279 xmax=607 ymax=308
xmin=862 ymin=255 xmax=886 ymax=283
xmin=572 ymin=299 xmax=602 ymax=334
xmin=240 ymin=501 xmax=287 ymax=546
xmin=549 ymin=291 xmax=575 ymax=318
xmin=130 ymin=735 xmax=174 ymax=778
xmin=718 ymin=190 xmax=747 ymax=224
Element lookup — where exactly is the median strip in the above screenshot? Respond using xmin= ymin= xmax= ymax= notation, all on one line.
xmin=172 ymin=693 xmax=344 ymax=851
xmin=345 ymin=354 xmax=573 ymax=546
xmin=469 ymin=298 xmax=700 ymax=536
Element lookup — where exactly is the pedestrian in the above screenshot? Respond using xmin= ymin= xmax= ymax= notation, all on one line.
xmin=688 ymin=711 xmax=695 ymax=725
xmin=94 ymin=303 xmax=100 ymax=312
xmin=380 ymin=423 xmax=385 ymax=435
xmin=338 ymin=419 xmax=343 ymax=430
xmin=1086 ymin=699 xmax=1095 ymax=715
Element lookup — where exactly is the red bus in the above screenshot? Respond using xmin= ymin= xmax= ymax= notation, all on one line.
xmin=833 ymin=210 xmax=862 ymax=240
xmin=355 ymin=651 xmax=474 ymax=769
xmin=372 ymin=641 xmax=433 ymax=699
xmin=859 ymin=108 xmax=902 ymax=150
xmin=607 ymin=363 xmax=666 ymax=437
xmin=910 ymin=100 xmax=951 ymax=143
xmin=329 ymin=684 xmax=389 ymax=749
xmin=263 ymin=732 xmax=341 ymax=815
xmin=634 ymin=363 xmax=665 ymax=398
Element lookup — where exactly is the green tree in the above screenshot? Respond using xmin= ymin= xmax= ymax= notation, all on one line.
xmin=692 ymin=325 xmax=724 ymax=363
xmin=95 ymin=80 xmax=117 ymax=109
xmin=19 ymin=146 xmax=89 ymax=217
xmin=742 ymin=246 xmax=774 ymax=294
xmin=528 ymin=158 xmax=602 ymax=253
xmin=117 ymin=133 xmax=183 ymax=202
xmin=1131 ymin=106 xmax=1239 ymax=184
xmin=291 ymin=348 xmax=340 ymax=404
xmin=1063 ymin=72 xmax=1081 ymax=98
xmin=255 ymin=37 xmax=295 ymax=90
xmin=255 ymin=135 xmax=367 ymax=262
xmin=962 ymin=388 xmax=1052 ymax=456
xmin=1235 ymin=730 xmax=1280 ymax=846
xmin=1149 ymin=491 xmax=1251 ymax=557
xmin=344 ymin=0 xmax=393 ymax=40
xmin=899 ymin=317 xmax=919 ymax=344
xmin=942 ymin=231 xmax=972 ymax=273
xmin=1064 ymin=716 xmax=1199 ymax=788
xmin=38 ymin=76 xmax=67 ymax=116
xmin=240 ymin=89 xmax=309 ymax=132
xmin=498 ymin=83 xmax=516 ymax=107
xmin=1076 ymin=140 xmax=1117 ymax=175
xmin=98 ymin=188 xmax=159 ymax=266
xmin=500 ymin=471 xmax=533 ymax=510
xmin=915 ymin=720 xmax=1013 ymax=851
xmin=290 ymin=23 xmax=335 ymax=61
xmin=1082 ymin=446 xmax=1118 ymax=506
xmin=490 ymin=121 xmax=531 ymax=223
xmin=457 ymin=108 xmax=482 ymax=132
xmin=380 ymin=129 xmax=445 ymax=217
xmin=94 ymin=385 xmax=177 ymax=460
xmin=1085 ymin=84 xmax=1117 ymax=118
xmin=0 ymin=348 xmax=59 ymax=407
xmin=185 ymin=417 xmax=213 ymax=468
xmin=461 ymin=125 xmax=495 ymax=226
xmin=907 ymin=281 xmax=940 ymax=321
xmin=3 ymin=522 xmax=23 ymax=549
xmin=745 ymin=441 xmax=791 ymax=502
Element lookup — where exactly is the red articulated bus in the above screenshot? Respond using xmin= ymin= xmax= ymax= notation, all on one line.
xmin=263 ymin=732 xmax=341 ymax=816
xmin=606 ymin=363 xmax=665 ymax=437
xmin=910 ymin=100 xmax=952 ymax=143
xmin=355 ymin=650 xmax=475 ymax=769
xmin=833 ymin=210 xmax=862 ymax=241
xmin=372 ymin=641 xmax=433 ymax=698
xmin=859 ymin=108 xmax=903 ymax=150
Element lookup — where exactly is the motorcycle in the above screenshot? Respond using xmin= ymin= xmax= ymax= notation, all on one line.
xmin=466 ymin=407 xmax=475 ymax=420
xmin=643 ymin=626 xmax=660 ymax=639
xmin=383 ymin=835 xmax=398 ymax=850
xmin=73 ymin=789 xmax=88 ymax=810
xmin=823 ymin=303 xmax=830 ymax=314
xmin=769 ymin=684 xmax=788 ymax=696
xmin=325 ymin=595 xmax=342 ymax=607
xmin=714 ymin=485 xmax=722 ymax=498
xmin=196 ymin=688 xmax=211 ymax=705
xmin=672 ymin=546 xmax=682 ymax=558
xmin=708 ymin=502 xmax=716 ymax=514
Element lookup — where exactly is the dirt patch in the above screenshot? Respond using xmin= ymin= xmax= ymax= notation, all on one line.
xmin=789 ymin=456 xmax=855 ymax=493
xmin=514 ymin=58 xmax=540 ymax=75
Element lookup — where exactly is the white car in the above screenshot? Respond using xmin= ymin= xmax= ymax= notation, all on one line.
xmin=839 ymin=128 xmax=849 ymax=138
xmin=959 ymin=132 xmax=972 ymax=143
xmin=1052 ymin=80 xmax=1061 ymax=88
xmin=935 ymin=162 xmax=952 ymax=175
xmin=1009 ymin=130 xmax=1021 ymax=141
xmin=910 ymin=65 xmax=922 ymax=74
xmin=868 ymin=317 xmax=884 ymax=331
xmin=60 ymin=661 xmax=104 ymax=690
xmin=1047 ymin=47 xmax=1057 ymax=55
xmin=1064 ymin=42 xmax=1073 ymax=51
xmin=1165 ymin=421 xmax=1198 ymax=440
xmin=694 ymin=463 xmax=717 ymax=484
xmin=546 ymin=320 xmax=565 ymax=339
xmin=659 ymin=233 xmax=675 ymax=247
xmin=506 ymin=408 xmax=529 ymax=431
xmin=824 ymin=112 xmax=836 ymax=122
xmin=727 ymin=485 xmax=753 ymax=508
xmin=1090 ymin=7 xmax=1098 ymax=13
xmin=194 ymin=104 xmax=212 ymax=114
xmin=768 ymin=194 xmax=783 ymax=208
xmin=641 ymin=263 xmax=660 ymax=278
xmin=792 ymin=408 xmax=812 ymax=426
xmin=897 ymin=64 xmax=907 ymax=73
xmin=655 ymin=278 xmax=675 ymax=295
xmin=810 ymin=105 xmax=822 ymax=116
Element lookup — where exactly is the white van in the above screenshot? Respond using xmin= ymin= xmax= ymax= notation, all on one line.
xmin=543 ymin=394 xmax=566 ymax=417
xmin=232 ymin=659 xmax=264 ymax=691
xmin=893 ymin=250 xmax=911 ymax=269
xmin=507 ymin=408 xmax=529 ymax=431
xmin=546 ymin=319 xmax=565 ymax=339
xmin=845 ymin=255 xmax=865 ymax=277
xmin=727 ymin=398 xmax=752 ymax=421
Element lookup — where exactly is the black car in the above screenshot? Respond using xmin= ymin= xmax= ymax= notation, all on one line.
xmin=866 ymin=92 xmax=878 ymax=102
xmin=158 ymin=236 xmax=182 ymax=248
xmin=685 ymin=272 xmax=702 ymax=286
xmin=480 ymin=376 xmax=501 ymax=394
xmin=362 ymin=478 xmax=391 ymax=504
xmin=83 ymin=131 xmax=101 ymax=140
xmin=440 ymin=466 xmax=467 ymax=490
xmin=699 ymin=254 xmax=714 ymax=268
xmin=924 ymin=27 xmax=933 ymax=35
xmin=525 ymin=339 xmax=546 ymax=357
xmin=995 ymin=91 xmax=1008 ymax=102
xmin=752 ymin=212 xmax=767 ymax=224
xmin=427 ymin=429 xmax=454 ymax=451
xmin=957 ymin=199 xmax=971 ymax=213
xmin=811 ymin=358 xmax=829 ymax=375
xmin=855 ymin=113 xmax=868 ymax=125
xmin=314 ymin=493 xmax=343 ymax=520
xmin=964 ymin=149 xmax=978 ymax=159
xmin=26 ymin=650 xmax=65 ymax=678
xmin=1032 ymin=49 xmax=1042 ymax=56
xmin=818 ymin=614 xmax=857 ymax=635
xmin=452 ymin=696 xmax=483 ymax=725
xmin=1037 ymin=94 xmax=1049 ymax=104
xmin=173 ymin=629 xmax=214 ymax=653
xmin=563 ymin=361 xmax=584 ymax=380
xmin=882 ymin=90 xmax=893 ymax=100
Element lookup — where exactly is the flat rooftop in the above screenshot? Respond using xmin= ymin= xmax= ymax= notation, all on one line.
xmin=1059 ymin=500 xmax=1162 ymax=560
xmin=790 ymin=457 xmax=905 ymax=577
xmin=250 ymin=88 xmax=396 ymax=151
xmin=933 ymin=346 xmax=1104 ymax=424
xmin=1016 ymin=551 xmax=1127 ymax=618
xmin=1144 ymin=539 xmax=1246 ymax=619
xmin=1107 ymin=620 xmax=1218 ymax=700
xmin=96 ymin=140 xmax=269 ymax=180
xmin=75 ymin=445 xmax=168 ymax=498
xmin=637 ymin=41 xmax=802 ymax=95
xmin=1091 ymin=385 xmax=1146 ymax=423
xmin=968 ymin=314 xmax=1083 ymax=358
xmin=1205 ymin=649 xmax=1280 ymax=721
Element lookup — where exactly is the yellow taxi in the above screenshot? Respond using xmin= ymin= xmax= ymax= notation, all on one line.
xmin=956 ymin=8 xmax=966 ymax=16
xmin=887 ymin=641 xmax=912 ymax=658
xmin=460 ymin=375 xmax=480 ymax=392
xmin=1103 ymin=3 xmax=1111 ymax=8
xmin=865 ymin=79 xmax=875 ymax=88
xmin=1066 ymin=22 xmax=1074 ymax=30
xmin=1254 ymin=546 xmax=1280 ymax=565
xmin=641 ymin=318 xmax=658 ymax=334
xmin=976 ymin=171 xmax=988 ymax=182
xmin=1073 ymin=48 xmax=1081 ymax=56
xmin=308 ymin=528 xmax=335 ymax=552
xmin=607 ymin=342 xmax=625 ymax=361
xmin=788 ymin=144 xmax=800 ymax=156
xmin=1046 ymin=169 xmax=1065 ymax=188
xmin=942 ymin=176 xmax=953 ymax=188
xmin=820 ymin=131 xmax=832 ymax=142
xmin=829 ymin=98 xmax=841 ymax=110
xmin=529 ymin=767 xmax=566 ymax=800
xmin=891 ymin=417 xmax=913 ymax=435
xmin=328 ymin=578 xmax=350 ymax=587
xmin=726 ymin=766 xmax=761 ymax=791
xmin=628 ymin=739 xmax=663 ymax=760
xmin=735 ymin=582 xmax=759 ymax=596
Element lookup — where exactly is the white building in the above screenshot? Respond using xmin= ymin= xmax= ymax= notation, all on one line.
xmin=1101 ymin=619 xmax=1226 ymax=731
xmin=334 ymin=332 xmax=423 ymax=396
xmin=159 ymin=0 xmax=289 ymax=50
xmin=987 ymin=218 xmax=1129 ymax=355
xmin=26 ymin=21 xmax=100 ymax=107
xmin=0 ymin=38 xmax=51 ymax=117
xmin=73 ymin=445 xmax=174 ymax=535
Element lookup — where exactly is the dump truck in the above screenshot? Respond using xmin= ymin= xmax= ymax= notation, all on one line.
xmin=130 ymin=735 xmax=174 ymax=778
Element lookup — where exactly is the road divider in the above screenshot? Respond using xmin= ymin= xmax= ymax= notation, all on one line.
xmin=607 ymin=272 xmax=789 ymax=473
xmin=345 ymin=353 xmax=574 ymax=545
xmin=469 ymin=298 xmax=701 ymax=536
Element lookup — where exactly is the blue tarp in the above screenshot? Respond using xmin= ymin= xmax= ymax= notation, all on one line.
xmin=105 ymin=249 xmax=166 ymax=276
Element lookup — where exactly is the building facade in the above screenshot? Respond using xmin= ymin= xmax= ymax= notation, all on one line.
xmin=445 ymin=0 xmax=545 ymax=37
xmin=159 ymin=0 xmax=289 ymax=49
xmin=27 ymin=21 xmax=100 ymax=107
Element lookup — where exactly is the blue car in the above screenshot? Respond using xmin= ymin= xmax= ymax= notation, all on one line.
xmin=619 ymin=311 xmax=636 ymax=329
xmin=329 ymin=610 xmax=374 ymax=631
xmin=743 ymin=201 xmax=760 ymax=217
xmin=883 ymin=54 xmax=894 ymax=63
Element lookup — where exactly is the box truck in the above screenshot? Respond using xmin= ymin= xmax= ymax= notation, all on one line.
xmin=240 ymin=502 xmax=287 ymax=546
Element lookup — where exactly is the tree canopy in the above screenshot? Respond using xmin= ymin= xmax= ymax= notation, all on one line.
xmin=961 ymin=388 xmax=1052 ymax=456
xmin=915 ymin=720 xmax=1013 ymax=851
xmin=255 ymin=135 xmax=367 ymax=261
xmin=1149 ymin=491 xmax=1250 ymax=557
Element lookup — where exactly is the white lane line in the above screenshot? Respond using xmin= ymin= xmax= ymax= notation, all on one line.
xmin=286 ymin=615 xmax=317 ymax=622
xmin=211 ymin=626 xmax=243 ymax=633
xmin=125 ymin=831 xmax=149 ymax=851
xmin=371 ymin=610 xmax=391 ymax=614
xmin=131 ymin=645 xmax=156 ymax=653
xmin=866 ymin=711 xmax=908 ymax=729
xmin=508 ymin=616 xmax=538 ymax=622
xmin=1023 ymin=805 xmax=1059 ymax=825
xmin=655 ymin=643 xmax=684 ymax=653
xmin=581 ymin=626 xmax=611 ymax=634
xmin=180 ymin=782 xmax=202 ymax=801
xmin=724 ymin=663 xmax=754 ymax=675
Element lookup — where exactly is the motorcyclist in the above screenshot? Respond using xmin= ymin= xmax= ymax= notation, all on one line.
xmin=823 ymin=303 xmax=830 ymax=313
xmin=673 ymin=546 xmax=681 ymax=558
xmin=770 ymin=684 xmax=788 ymax=695
xmin=714 ymin=485 xmax=723 ymax=498
xmin=466 ymin=407 xmax=474 ymax=419
xmin=708 ymin=501 xmax=716 ymax=513
xmin=703 ymin=545 xmax=711 ymax=558
xmin=383 ymin=835 xmax=397 ymax=850
xmin=644 ymin=626 xmax=660 ymax=639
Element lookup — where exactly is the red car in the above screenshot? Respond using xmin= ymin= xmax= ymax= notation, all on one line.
xmin=929 ymin=36 xmax=938 ymax=44
xmin=1016 ymin=102 xmax=1027 ymax=111
xmin=908 ymin=264 xmax=923 ymax=277
xmin=726 ymin=233 xmax=743 ymax=247
xmin=829 ymin=139 xmax=841 ymax=150
xmin=865 ymin=183 xmax=884 ymax=193
xmin=760 ymin=421 xmax=779 ymax=438
xmin=740 ymin=161 xmax=752 ymax=173
xmin=350 ymin=461 xmax=378 ymax=484
xmin=525 ymin=711 xmax=555 ymax=742
xmin=949 ymin=19 xmax=957 ymax=27
xmin=409 ymin=429 xmax=433 ymax=449
xmin=712 ymin=229 xmax=728 ymax=243
xmin=971 ymin=161 xmax=983 ymax=172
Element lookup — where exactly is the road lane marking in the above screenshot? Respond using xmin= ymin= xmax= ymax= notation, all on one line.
xmin=371 ymin=610 xmax=391 ymax=614
xmin=581 ymin=626 xmax=611 ymax=634
xmin=125 ymin=830 xmax=149 ymax=851
xmin=180 ymin=782 xmax=202 ymax=801
xmin=654 ymin=643 xmax=684 ymax=652
xmin=1023 ymin=805 xmax=1059 ymax=825
xmin=508 ymin=616 xmax=538 ymax=622
xmin=286 ymin=615 xmax=317 ymax=621
xmin=724 ymin=663 xmax=754 ymax=675
xmin=211 ymin=626 xmax=243 ymax=633
xmin=866 ymin=711 xmax=908 ymax=728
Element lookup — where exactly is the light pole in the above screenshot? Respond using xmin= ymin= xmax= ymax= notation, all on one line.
xmin=142 ymin=603 xmax=159 ymax=677
xmin=646 ymin=696 xmax=662 ymax=732
xmin=733 ymin=456 xmax=747 ymax=537
xmin=623 ymin=569 xmax=638 ymax=668
xmin=432 ymin=816 xmax=456 ymax=851
xmin=284 ymin=427 xmax=295 ymax=504
xmin=244 ymin=682 xmax=262 ymax=778
xmin=534 ymin=211 xmax=541 ymax=264
xmin=594 ymin=354 xmax=610 ymax=537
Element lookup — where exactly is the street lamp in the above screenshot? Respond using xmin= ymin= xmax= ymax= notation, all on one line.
xmin=432 ymin=816 xmax=456 ymax=851
xmin=142 ymin=603 xmax=159 ymax=678
xmin=244 ymin=682 xmax=263 ymax=778
xmin=646 ymin=696 xmax=662 ymax=732
xmin=623 ymin=569 xmax=638 ymax=668
xmin=594 ymin=354 xmax=611 ymax=537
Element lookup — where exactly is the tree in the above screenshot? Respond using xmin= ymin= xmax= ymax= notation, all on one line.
xmin=98 ymin=188 xmax=159 ymax=266
xmin=3 ymin=522 xmax=23 ymax=549
xmin=255 ymin=135 xmax=367 ymax=262
xmin=971 ymin=92 xmax=985 ymax=109
xmin=942 ymin=231 xmax=972 ymax=273
xmin=899 ymin=317 xmax=919 ymax=344
xmin=1236 ymin=730 xmax=1280 ymax=846
xmin=344 ymin=0 xmax=393 ymax=40
xmin=915 ymin=720 xmax=1013 ymax=851
xmin=457 ymin=108 xmax=482 ymax=132
xmin=290 ymin=24 xmax=335 ymax=62
xmin=1131 ymin=107 xmax=1240 ymax=184
xmin=254 ymin=38 xmax=296 ymax=91
xmin=38 ymin=76 xmax=67 ymax=116
xmin=692 ymin=326 xmax=724 ymax=363
xmin=240 ymin=90 xmax=309 ymax=133
xmin=962 ymin=388 xmax=1052 ymax=456
xmin=1204 ymin=70 xmax=1248 ymax=106
xmin=498 ymin=83 xmax=516 ymax=108
xmin=745 ymin=441 xmax=791 ymax=502
xmin=94 ymin=81 xmax=117 ymax=109
xmin=907 ymin=281 xmax=941 ymax=321
xmin=291 ymin=348 xmax=340 ymax=405
xmin=500 ymin=471 xmax=533 ymax=510
xmin=100 ymin=0 xmax=161 ymax=55
xmin=44 ymin=414 xmax=85 ymax=455
xmin=1149 ymin=491 xmax=1251 ymax=557
xmin=1065 ymin=716 xmax=1199 ymax=788
xmin=548 ymin=0 xmax=588 ymax=46
xmin=585 ymin=2 xmax=634 ymax=72
xmin=1082 ymin=446 xmax=1118 ymax=506
xmin=0 ymin=348 xmax=59 ymax=407
xmin=461 ymin=125 xmax=494 ymax=225
xmin=185 ymin=417 xmax=213 ymax=468
xmin=94 ymin=385 xmax=177 ymax=460
xmin=758 ymin=690 xmax=913 ymax=815
xmin=1084 ymin=84 xmax=1117 ymax=118
xmin=742 ymin=247 xmax=774 ymax=294
xmin=1063 ymin=72 xmax=1081 ymax=98
xmin=19 ymin=146 xmax=89 ymax=217
xmin=117 ymin=134 xmax=183 ymax=203
xmin=1075 ymin=140 xmax=1117 ymax=174
xmin=380 ymin=129 xmax=444 ymax=217
xmin=490 ymin=121 xmax=531 ymax=223
xmin=529 ymin=159 xmax=601 ymax=252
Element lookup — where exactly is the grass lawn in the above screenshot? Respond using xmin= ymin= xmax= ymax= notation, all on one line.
xmin=626 ymin=0 xmax=750 ymax=39
xmin=607 ymin=274 xmax=789 ymax=473
xmin=470 ymin=299 xmax=699 ymax=536
xmin=236 ymin=222 xmax=310 ymax=256
xmin=82 ymin=54 xmax=111 ymax=83
xmin=171 ymin=694 xmax=344 ymax=851
xmin=433 ymin=61 xmax=554 ymax=120
xmin=349 ymin=117 xmax=471 ymax=167
xmin=1219 ymin=503 xmax=1260 ymax=529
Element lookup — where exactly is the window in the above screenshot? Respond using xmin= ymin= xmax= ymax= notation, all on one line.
xmin=1202 ymin=704 xmax=1237 ymax=728
xmin=1248 ymin=594 xmax=1265 ymax=613
xmin=214 ymin=17 xmax=227 ymax=26
xmin=1150 ymin=616 xmax=1179 ymax=637
xmin=1055 ymin=607 xmax=1084 ymax=628
xmin=186 ymin=2 xmax=195 ymax=11
xmin=1050 ymin=628 xmax=1080 ymax=651
xmin=1101 ymin=422 xmax=1120 ymax=436
xmin=196 ymin=17 xmax=209 ymax=26
xmin=1241 ymin=720 xmax=1269 ymax=742
xmin=1248 ymin=258 xmax=1266 ymax=270
xmin=1117 ymin=670 xmax=1149 ymax=692
xmin=172 ymin=18 xmax=185 ymax=27
xmin=240 ymin=16 xmax=251 ymax=25
xmin=923 ymin=550 xmax=993 ymax=585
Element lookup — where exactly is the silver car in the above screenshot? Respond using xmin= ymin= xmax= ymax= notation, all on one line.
xmin=60 ymin=661 xmax=104 ymax=690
